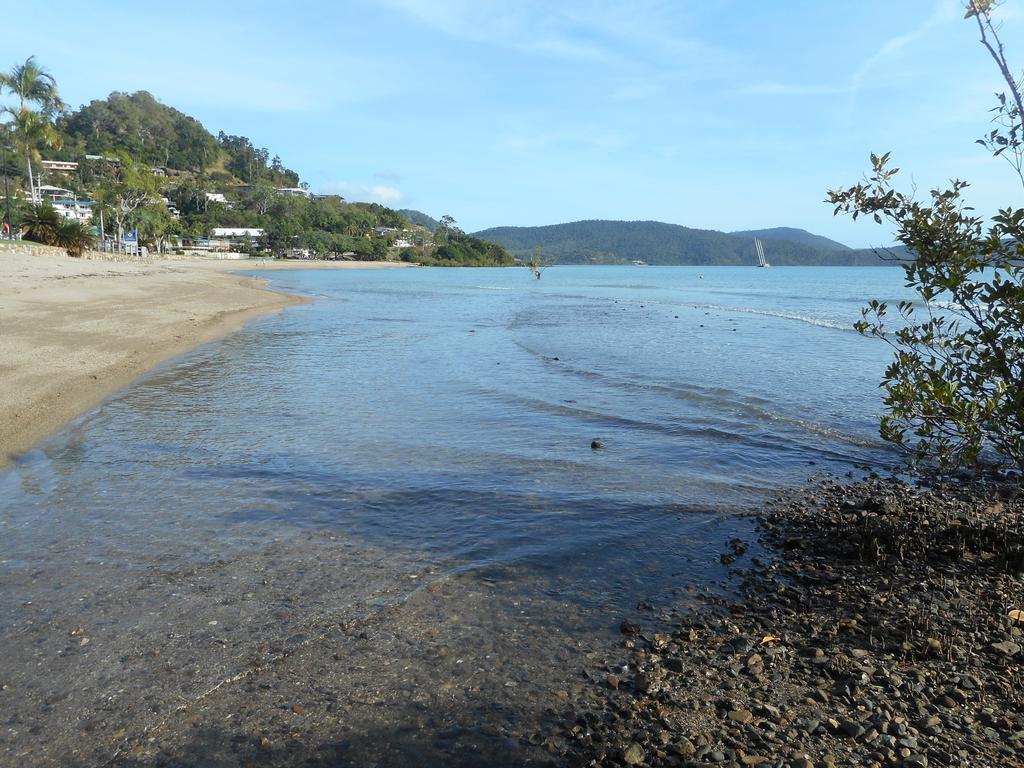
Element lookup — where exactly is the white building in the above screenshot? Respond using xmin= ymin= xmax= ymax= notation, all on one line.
xmin=211 ymin=227 xmax=264 ymax=239
xmin=37 ymin=184 xmax=74 ymax=200
xmin=52 ymin=196 xmax=94 ymax=223
xmin=275 ymin=187 xmax=311 ymax=198
xmin=35 ymin=185 xmax=94 ymax=223
xmin=204 ymin=192 xmax=228 ymax=204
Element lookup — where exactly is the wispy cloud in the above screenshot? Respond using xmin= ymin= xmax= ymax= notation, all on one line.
xmin=319 ymin=181 xmax=406 ymax=205
xmin=848 ymin=0 xmax=957 ymax=92
xmin=741 ymin=0 xmax=957 ymax=99
xmin=375 ymin=0 xmax=731 ymax=69
xmin=377 ymin=0 xmax=612 ymax=60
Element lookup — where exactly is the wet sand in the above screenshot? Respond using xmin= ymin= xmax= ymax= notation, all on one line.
xmin=0 ymin=522 xmax=622 ymax=767
xmin=0 ymin=245 xmax=611 ymax=767
xmin=0 ymin=246 xmax=743 ymax=767
xmin=0 ymin=245 xmax=409 ymax=468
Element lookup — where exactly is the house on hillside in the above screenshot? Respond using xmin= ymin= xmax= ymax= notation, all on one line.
xmin=83 ymin=154 xmax=120 ymax=166
xmin=37 ymin=185 xmax=74 ymax=200
xmin=160 ymin=197 xmax=180 ymax=219
xmin=35 ymin=185 xmax=95 ymax=224
xmin=52 ymin=197 xmax=94 ymax=224
xmin=204 ymin=192 xmax=228 ymax=204
xmin=275 ymin=187 xmax=311 ymax=198
xmin=41 ymin=159 xmax=78 ymax=176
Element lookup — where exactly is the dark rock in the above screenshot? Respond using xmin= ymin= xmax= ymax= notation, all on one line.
xmin=989 ymin=641 xmax=1020 ymax=657
xmin=620 ymin=620 xmax=641 ymax=636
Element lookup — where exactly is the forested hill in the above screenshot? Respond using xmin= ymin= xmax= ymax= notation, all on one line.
xmin=397 ymin=209 xmax=440 ymax=232
xmin=473 ymin=220 xmax=903 ymax=266
xmin=34 ymin=90 xmax=512 ymax=265
xmin=57 ymin=91 xmax=300 ymax=187
xmin=729 ymin=227 xmax=850 ymax=252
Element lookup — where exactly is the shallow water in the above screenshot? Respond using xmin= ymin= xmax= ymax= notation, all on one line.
xmin=0 ymin=266 xmax=904 ymax=609
xmin=0 ymin=264 xmax=910 ymax=765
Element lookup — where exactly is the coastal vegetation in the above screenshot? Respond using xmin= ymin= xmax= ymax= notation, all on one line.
xmin=0 ymin=56 xmax=63 ymax=205
xmin=473 ymin=219 xmax=906 ymax=266
xmin=399 ymin=214 xmax=514 ymax=266
xmin=0 ymin=67 xmax=512 ymax=265
xmin=830 ymin=0 xmax=1024 ymax=473
xmin=19 ymin=202 xmax=93 ymax=256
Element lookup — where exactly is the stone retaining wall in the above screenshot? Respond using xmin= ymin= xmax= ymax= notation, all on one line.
xmin=0 ymin=240 xmax=70 ymax=258
xmin=0 ymin=240 xmax=159 ymax=263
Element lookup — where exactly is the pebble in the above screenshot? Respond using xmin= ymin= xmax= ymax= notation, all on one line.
xmin=551 ymin=477 xmax=1023 ymax=768
xmin=622 ymin=742 xmax=645 ymax=765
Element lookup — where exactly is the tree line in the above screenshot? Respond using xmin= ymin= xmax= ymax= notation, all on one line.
xmin=0 ymin=62 xmax=511 ymax=266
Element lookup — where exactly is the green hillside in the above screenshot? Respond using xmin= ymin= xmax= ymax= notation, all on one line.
xmin=57 ymin=91 xmax=300 ymax=187
xmin=396 ymin=209 xmax=440 ymax=232
xmin=16 ymin=87 xmax=511 ymax=265
xmin=730 ymin=226 xmax=851 ymax=252
xmin=474 ymin=220 xmax=904 ymax=266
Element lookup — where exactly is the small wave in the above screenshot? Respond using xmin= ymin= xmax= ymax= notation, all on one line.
xmin=509 ymin=341 xmax=881 ymax=450
xmin=473 ymin=285 xmax=513 ymax=291
xmin=689 ymin=303 xmax=854 ymax=331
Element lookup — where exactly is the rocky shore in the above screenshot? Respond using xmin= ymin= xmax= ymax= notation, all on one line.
xmin=549 ymin=477 xmax=1023 ymax=768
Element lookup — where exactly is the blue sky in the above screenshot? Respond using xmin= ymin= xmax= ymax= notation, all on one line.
xmin=4 ymin=0 xmax=1023 ymax=246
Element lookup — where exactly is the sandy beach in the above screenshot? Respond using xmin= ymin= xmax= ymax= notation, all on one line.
xmin=0 ymin=244 xmax=409 ymax=467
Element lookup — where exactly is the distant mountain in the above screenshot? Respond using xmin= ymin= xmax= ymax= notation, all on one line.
xmin=473 ymin=220 xmax=903 ymax=266
xmin=730 ymin=227 xmax=850 ymax=252
xmin=397 ymin=209 xmax=440 ymax=232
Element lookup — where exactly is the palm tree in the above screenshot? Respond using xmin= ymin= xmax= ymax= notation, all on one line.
xmin=6 ymin=108 xmax=61 ymax=201
xmin=53 ymin=218 xmax=95 ymax=257
xmin=20 ymin=202 xmax=94 ymax=257
xmin=0 ymin=57 xmax=64 ymax=202
xmin=0 ymin=56 xmax=62 ymax=114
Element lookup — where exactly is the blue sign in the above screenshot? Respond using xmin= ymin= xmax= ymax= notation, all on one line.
xmin=124 ymin=230 xmax=137 ymax=242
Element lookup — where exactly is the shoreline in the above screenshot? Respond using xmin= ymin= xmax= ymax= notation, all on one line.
xmin=0 ymin=246 xmax=410 ymax=468
xmin=553 ymin=477 xmax=1023 ymax=768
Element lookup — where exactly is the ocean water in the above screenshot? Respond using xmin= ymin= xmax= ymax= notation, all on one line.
xmin=0 ymin=265 xmax=908 ymax=613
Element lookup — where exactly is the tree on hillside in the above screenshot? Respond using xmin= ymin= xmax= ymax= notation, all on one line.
xmin=92 ymin=155 xmax=160 ymax=244
xmin=5 ymin=108 xmax=61 ymax=203
xmin=437 ymin=214 xmax=458 ymax=241
xmin=0 ymin=56 xmax=62 ymax=114
xmin=828 ymin=0 xmax=1024 ymax=472
xmin=245 ymin=182 xmax=276 ymax=215
xmin=61 ymin=91 xmax=220 ymax=172
xmin=0 ymin=56 xmax=63 ymax=202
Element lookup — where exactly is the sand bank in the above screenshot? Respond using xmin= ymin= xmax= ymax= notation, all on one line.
xmin=0 ymin=245 xmax=410 ymax=467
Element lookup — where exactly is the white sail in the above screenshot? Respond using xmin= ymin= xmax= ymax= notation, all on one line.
xmin=754 ymin=238 xmax=770 ymax=268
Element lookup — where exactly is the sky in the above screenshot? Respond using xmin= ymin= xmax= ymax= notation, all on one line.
xmin=4 ymin=0 xmax=1023 ymax=247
